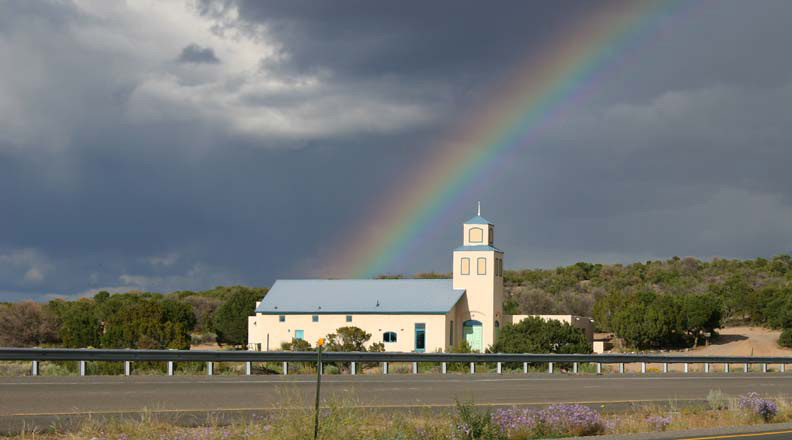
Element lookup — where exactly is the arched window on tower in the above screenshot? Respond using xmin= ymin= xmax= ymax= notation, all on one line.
xmin=461 ymin=257 xmax=470 ymax=275
xmin=477 ymin=257 xmax=487 ymax=275
xmin=469 ymin=227 xmax=483 ymax=243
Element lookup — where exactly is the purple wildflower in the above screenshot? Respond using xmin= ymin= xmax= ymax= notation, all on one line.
xmin=646 ymin=415 xmax=672 ymax=431
xmin=492 ymin=404 xmax=606 ymax=437
xmin=738 ymin=393 xmax=778 ymax=422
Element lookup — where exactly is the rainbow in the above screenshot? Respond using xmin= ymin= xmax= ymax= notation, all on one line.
xmin=317 ymin=1 xmax=681 ymax=278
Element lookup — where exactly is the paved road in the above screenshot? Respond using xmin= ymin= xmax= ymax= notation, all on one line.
xmin=3 ymin=373 xmax=791 ymax=415
xmin=1 ymin=373 xmax=791 ymax=436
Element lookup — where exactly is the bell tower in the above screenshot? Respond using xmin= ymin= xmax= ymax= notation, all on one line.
xmin=452 ymin=203 xmax=504 ymax=351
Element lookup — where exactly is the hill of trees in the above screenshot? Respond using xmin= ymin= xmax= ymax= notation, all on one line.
xmin=505 ymin=255 xmax=792 ymax=349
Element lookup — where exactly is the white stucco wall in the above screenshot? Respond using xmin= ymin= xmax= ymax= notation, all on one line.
xmin=248 ymin=312 xmax=451 ymax=352
xmin=452 ymin=250 xmax=503 ymax=349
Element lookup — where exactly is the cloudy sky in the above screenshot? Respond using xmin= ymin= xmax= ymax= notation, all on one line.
xmin=2 ymin=0 xmax=792 ymax=301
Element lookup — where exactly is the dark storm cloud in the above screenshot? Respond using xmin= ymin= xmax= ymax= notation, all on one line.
xmin=178 ymin=43 xmax=220 ymax=64
xmin=211 ymin=1 xmax=595 ymax=77
xmin=2 ymin=0 xmax=792 ymax=301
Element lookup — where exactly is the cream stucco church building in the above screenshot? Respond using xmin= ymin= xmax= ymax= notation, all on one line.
xmin=248 ymin=210 xmax=593 ymax=352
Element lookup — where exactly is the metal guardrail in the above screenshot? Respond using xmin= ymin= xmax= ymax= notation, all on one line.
xmin=1 ymin=348 xmax=790 ymax=376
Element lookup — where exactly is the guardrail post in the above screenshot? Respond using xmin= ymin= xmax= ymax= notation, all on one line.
xmin=442 ymin=362 xmax=447 ymax=374
xmin=383 ymin=361 xmax=388 ymax=375
xmin=663 ymin=363 xmax=668 ymax=374
xmin=523 ymin=362 xmax=528 ymax=374
xmin=704 ymin=363 xmax=709 ymax=373
xmin=79 ymin=360 xmax=86 ymax=376
xmin=351 ymin=361 xmax=356 ymax=375
xmin=497 ymin=362 xmax=502 ymax=374
xmin=725 ymin=363 xmax=730 ymax=373
xmin=744 ymin=363 xmax=749 ymax=373
xmin=282 ymin=361 xmax=288 ymax=375
xmin=683 ymin=363 xmax=688 ymax=373
xmin=470 ymin=362 xmax=475 ymax=374
xmin=762 ymin=363 xmax=767 ymax=373
xmin=124 ymin=361 xmax=131 ymax=376
xmin=782 ymin=363 xmax=786 ymax=373
xmin=207 ymin=361 xmax=213 ymax=376
xmin=245 ymin=361 xmax=251 ymax=375
xmin=167 ymin=361 xmax=173 ymax=376
xmin=413 ymin=362 xmax=418 ymax=374
xmin=31 ymin=360 xmax=39 ymax=376
xmin=619 ymin=363 xmax=624 ymax=374
xmin=596 ymin=362 xmax=601 ymax=374
xmin=548 ymin=362 xmax=554 ymax=374
xmin=573 ymin=362 xmax=578 ymax=374
xmin=641 ymin=362 xmax=646 ymax=374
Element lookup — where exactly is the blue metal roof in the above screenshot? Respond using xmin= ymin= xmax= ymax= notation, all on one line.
xmin=255 ymin=279 xmax=465 ymax=314
xmin=454 ymin=245 xmax=503 ymax=252
xmin=465 ymin=215 xmax=493 ymax=225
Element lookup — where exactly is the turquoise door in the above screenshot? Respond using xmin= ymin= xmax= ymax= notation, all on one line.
xmin=463 ymin=320 xmax=483 ymax=352
xmin=414 ymin=323 xmax=426 ymax=352
xmin=295 ymin=330 xmax=304 ymax=340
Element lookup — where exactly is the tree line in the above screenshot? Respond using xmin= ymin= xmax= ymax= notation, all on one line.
xmin=0 ymin=286 xmax=266 ymax=349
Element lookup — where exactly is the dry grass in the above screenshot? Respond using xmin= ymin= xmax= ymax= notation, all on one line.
xmin=6 ymin=391 xmax=792 ymax=439
xmin=607 ymin=393 xmax=792 ymax=435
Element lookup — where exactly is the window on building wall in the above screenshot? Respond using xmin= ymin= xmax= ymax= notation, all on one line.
xmin=414 ymin=323 xmax=426 ymax=352
xmin=312 ymin=315 xmax=319 ymax=322
xmin=279 ymin=315 xmax=285 ymax=322
xmin=295 ymin=329 xmax=304 ymax=340
xmin=477 ymin=257 xmax=487 ymax=275
xmin=489 ymin=227 xmax=494 ymax=244
xmin=461 ymin=257 xmax=470 ymax=275
xmin=468 ymin=227 xmax=483 ymax=243
xmin=346 ymin=315 xmax=352 ymax=322
xmin=383 ymin=331 xmax=397 ymax=343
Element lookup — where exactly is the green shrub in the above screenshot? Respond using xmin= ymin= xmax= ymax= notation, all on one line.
xmin=452 ymin=400 xmax=506 ymax=440
xmin=780 ymin=328 xmax=792 ymax=348
xmin=492 ymin=316 xmax=591 ymax=354
xmin=212 ymin=287 xmax=266 ymax=346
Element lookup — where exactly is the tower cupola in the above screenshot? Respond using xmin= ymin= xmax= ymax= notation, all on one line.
xmin=463 ymin=202 xmax=494 ymax=246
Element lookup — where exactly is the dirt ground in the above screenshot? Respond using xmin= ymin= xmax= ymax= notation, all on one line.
xmin=190 ymin=343 xmax=222 ymax=351
xmin=688 ymin=326 xmax=791 ymax=357
xmin=605 ymin=326 xmax=792 ymax=373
